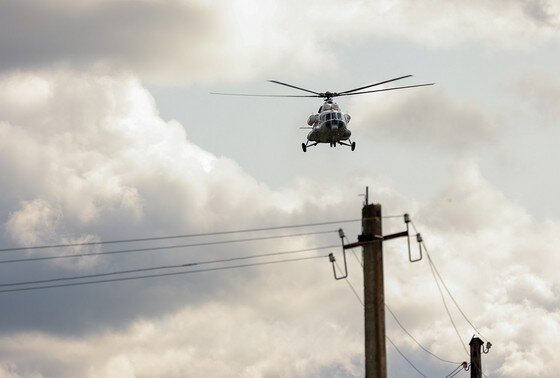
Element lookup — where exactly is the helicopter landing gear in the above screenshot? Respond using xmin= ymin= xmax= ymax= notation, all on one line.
xmin=337 ymin=140 xmax=356 ymax=151
xmin=302 ymin=141 xmax=318 ymax=152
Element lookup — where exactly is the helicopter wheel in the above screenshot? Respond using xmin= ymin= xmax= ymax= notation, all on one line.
xmin=351 ymin=141 xmax=356 ymax=151
xmin=301 ymin=143 xmax=307 ymax=152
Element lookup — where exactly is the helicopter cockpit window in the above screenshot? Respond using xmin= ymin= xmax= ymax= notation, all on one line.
xmin=335 ymin=112 xmax=342 ymax=120
xmin=326 ymin=113 xmax=332 ymax=121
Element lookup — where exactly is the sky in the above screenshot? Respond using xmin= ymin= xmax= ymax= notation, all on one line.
xmin=0 ymin=0 xmax=559 ymax=377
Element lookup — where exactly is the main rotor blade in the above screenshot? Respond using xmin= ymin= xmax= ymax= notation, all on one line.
xmin=210 ymin=92 xmax=319 ymax=98
xmin=268 ymin=80 xmax=321 ymax=95
xmin=337 ymin=83 xmax=435 ymax=96
xmin=337 ymin=75 xmax=413 ymax=95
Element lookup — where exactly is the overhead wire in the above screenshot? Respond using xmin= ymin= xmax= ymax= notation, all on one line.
xmin=0 ymin=254 xmax=328 ymax=294
xmin=386 ymin=335 xmax=427 ymax=377
xmin=336 ymin=260 xmax=427 ymax=378
xmin=334 ymin=260 xmax=363 ymax=306
xmin=343 ymin=235 xmax=363 ymax=267
xmin=385 ymin=304 xmax=463 ymax=365
xmin=0 ymin=245 xmax=339 ymax=289
xmin=337 ymin=221 xmax=463 ymax=374
xmin=0 ymin=219 xmax=362 ymax=253
xmin=0 ymin=216 xmax=405 ymax=254
xmin=0 ymin=230 xmax=336 ymax=265
xmin=343 ymin=229 xmax=462 ymax=366
xmin=427 ymin=254 xmax=469 ymax=357
xmin=410 ymin=220 xmax=488 ymax=342
xmin=445 ymin=363 xmax=468 ymax=378
xmin=1 ymin=215 xmax=483 ymax=374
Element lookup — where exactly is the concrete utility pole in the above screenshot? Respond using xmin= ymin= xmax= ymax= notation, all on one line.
xmin=338 ymin=189 xmax=413 ymax=377
xmin=363 ymin=203 xmax=386 ymax=378
xmin=469 ymin=337 xmax=484 ymax=378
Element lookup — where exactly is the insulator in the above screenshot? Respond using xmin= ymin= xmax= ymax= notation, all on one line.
xmin=416 ymin=233 xmax=423 ymax=243
xmin=328 ymin=253 xmax=336 ymax=263
xmin=404 ymin=213 xmax=411 ymax=223
xmin=338 ymin=228 xmax=345 ymax=239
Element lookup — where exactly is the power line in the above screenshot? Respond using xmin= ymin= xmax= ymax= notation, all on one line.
xmin=0 ymin=219 xmax=362 ymax=253
xmin=445 ymin=362 xmax=470 ymax=378
xmin=340 ymin=239 xmax=461 ymax=365
xmin=343 ymin=236 xmax=363 ymax=267
xmin=445 ymin=363 xmax=468 ymax=378
xmin=427 ymin=254 xmax=469 ymax=357
xmin=385 ymin=304 xmax=462 ymax=365
xmin=410 ymin=221 xmax=488 ymax=342
xmin=0 ymin=245 xmax=339 ymax=288
xmin=339 ymin=273 xmax=427 ymax=377
xmin=334 ymin=260 xmax=363 ymax=306
xmin=386 ymin=335 xmax=426 ymax=377
xmin=0 ymin=230 xmax=335 ymax=265
xmin=0 ymin=254 xmax=328 ymax=294
xmin=426 ymin=249 xmax=488 ymax=341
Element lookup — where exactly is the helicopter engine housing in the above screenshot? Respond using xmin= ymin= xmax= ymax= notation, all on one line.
xmin=307 ymin=114 xmax=318 ymax=126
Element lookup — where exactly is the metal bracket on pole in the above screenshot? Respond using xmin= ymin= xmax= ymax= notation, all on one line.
xmin=330 ymin=214 xmax=425 ymax=281
xmin=329 ymin=228 xmax=349 ymax=280
xmin=404 ymin=213 xmax=423 ymax=263
xmin=343 ymin=233 xmax=383 ymax=250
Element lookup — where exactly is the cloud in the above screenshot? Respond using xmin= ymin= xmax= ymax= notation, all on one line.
xmin=1 ymin=1 xmax=559 ymax=84
xmin=0 ymin=0 xmax=339 ymax=84
xmin=0 ymin=68 xmax=375 ymax=336
xmin=348 ymin=88 xmax=502 ymax=152
xmin=0 ymin=70 xmax=559 ymax=377
xmin=372 ymin=0 xmax=560 ymax=48
xmin=519 ymin=0 xmax=560 ymax=27
xmin=514 ymin=71 xmax=560 ymax=124
xmin=404 ymin=158 xmax=560 ymax=376
xmin=0 ymin=301 xmax=363 ymax=377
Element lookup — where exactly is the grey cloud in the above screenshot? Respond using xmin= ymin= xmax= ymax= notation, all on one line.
xmin=1 ymin=70 xmax=559 ymax=376
xmin=514 ymin=72 xmax=560 ymax=123
xmin=349 ymin=89 xmax=502 ymax=152
xmin=0 ymin=1 xmax=217 ymax=82
xmin=2 ymin=1 xmax=559 ymax=85
xmin=0 ymin=1 xmax=342 ymax=83
xmin=0 ymin=70 xmax=367 ymax=339
xmin=520 ymin=0 xmax=560 ymax=27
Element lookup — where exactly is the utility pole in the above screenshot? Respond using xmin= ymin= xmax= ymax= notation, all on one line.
xmin=363 ymin=203 xmax=386 ymax=378
xmin=334 ymin=188 xmax=417 ymax=377
xmin=334 ymin=191 xmax=487 ymax=377
xmin=469 ymin=336 xmax=484 ymax=378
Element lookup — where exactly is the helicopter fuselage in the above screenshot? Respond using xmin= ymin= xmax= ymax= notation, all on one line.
xmin=307 ymin=111 xmax=351 ymax=143
xmin=303 ymin=101 xmax=353 ymax=150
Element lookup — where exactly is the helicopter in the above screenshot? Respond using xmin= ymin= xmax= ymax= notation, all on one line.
xmin=211 ymin=75 xmax=434 ymax=152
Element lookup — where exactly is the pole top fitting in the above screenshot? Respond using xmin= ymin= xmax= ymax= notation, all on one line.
xmin=358 ymin=186 xmax=369 ymax=205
